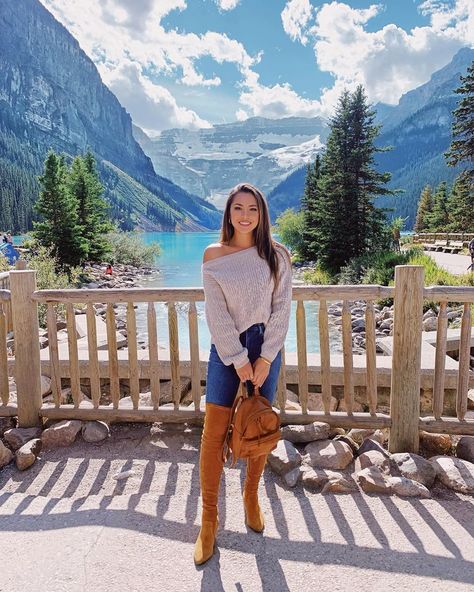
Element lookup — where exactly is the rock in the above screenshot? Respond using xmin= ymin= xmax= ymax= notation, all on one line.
xmin=333 ymin=434 xmax=359 ymax=454
xmin=456 ymin=436 xmax=474 ymax=464
xmin=355 ymin=466 xmax=391 ymax=494
xmin=41 ymin=375 xmax=52 ymax=397
xmin=281 ymin=422 xmax=331 ymax=444
xmin=41 ymin=420 xmax=82 ymax=448
xmin=301 ymin=467 xmax=336 ymax=490
xmin=356 ymin=438 xmax=390 ymax=458
xmin=159 ymin=378 xmax=192 ymax=405
xmin=387 ymin=476 xmax=431 ymax=498
xmin=4 ymin=427 xmax=42 ymax=451
xmin=354 ymin=450 xmax=392 ymax=474
xmin=16 ymin=438 xmax=42 ymax=471
xmin=430 ymin=455 xmax=474 ymax=494
xmin=423 ymin=317 xmax=437 ymax=331
xmin=306 ymin=392 xmax=339 ymax=412
xmin=391 ymin=452 xmax=437 ymax=488
xmin=267 ymin=440 xmax=302 ymax=475
xmin=283 ymin=466 xmax=303 ymax=487
xmin=113 ymin=470 xmax=135 ymax=480
xmin=420 ymin=432 xmax=452 ymax=456
xmin=303 ymin=439 xmax=353 ymax=470
xmin=0 ymin=416 xmax=15 ymax=437
xmin=0 ymin=440 xmax=13 ymax=468
xmin=347 ymin=428 xmax=382 ymax=444
xmin=322 ymin=475 xmax=358 ymax=494
xmin=81 ymin=421 xmax=110 ymax=443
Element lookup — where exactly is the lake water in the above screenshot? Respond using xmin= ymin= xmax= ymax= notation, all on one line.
xmin=137 ymin=231 xmax=324 ymax=356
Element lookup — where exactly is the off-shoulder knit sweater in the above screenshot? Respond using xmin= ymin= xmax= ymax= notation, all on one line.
xmin=202 ymin=242 xmax=293 ymax=369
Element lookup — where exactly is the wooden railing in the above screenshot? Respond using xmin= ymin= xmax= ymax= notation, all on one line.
xmin=413 ymin=232 xmax=474 ymax=245
xmin=1 ymin=266 xmax=473 ymax=453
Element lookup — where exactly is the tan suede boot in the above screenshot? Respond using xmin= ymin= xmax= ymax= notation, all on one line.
xmin=194 ymin=403 xmax=232 ymax=565
xmin=243 ymin=454 xmax=267 ymax=532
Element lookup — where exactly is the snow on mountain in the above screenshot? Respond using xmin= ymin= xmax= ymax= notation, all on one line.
xmin=134 ymin=116 xmax=328 ymax=209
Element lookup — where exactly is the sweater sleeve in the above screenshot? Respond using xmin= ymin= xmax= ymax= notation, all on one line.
xmin=260 ymin=246 xmax=293 ymax=363
xmin=202 ymin=268 xmax=250 ymax=369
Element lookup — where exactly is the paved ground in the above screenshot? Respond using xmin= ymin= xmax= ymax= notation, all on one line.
xmin=1 ymin=424 xmax=474 ymax=592
xmin=423 ymin=250 xmax=472 ymax=276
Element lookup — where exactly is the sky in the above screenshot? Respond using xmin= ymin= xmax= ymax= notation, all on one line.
xmin=39 ymin=0 xmax=473 ymax=136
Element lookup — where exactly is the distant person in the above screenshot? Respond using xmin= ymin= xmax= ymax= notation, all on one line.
xmin=392 ymin=227 xmax=401 ymax=253
xmin=2 ymin=234 xmax=7 ymax=244
xmin=105 ymin=264 xmax=113 ymax=275
xmin=469 ymin=238 xmax=474 ymax=265
xmin=6 ymin=232 xmax=12 ymax=244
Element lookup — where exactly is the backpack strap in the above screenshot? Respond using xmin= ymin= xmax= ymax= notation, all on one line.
xmin=221 ymin=382 xmax=247 ymax=463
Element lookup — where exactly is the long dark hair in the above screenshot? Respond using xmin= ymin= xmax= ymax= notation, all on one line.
xmin=219 ymin=182 xmax=290 ymax=290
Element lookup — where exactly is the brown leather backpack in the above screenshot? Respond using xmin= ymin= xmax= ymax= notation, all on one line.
xmin=222 ymin=383 xmax=281 ymax=467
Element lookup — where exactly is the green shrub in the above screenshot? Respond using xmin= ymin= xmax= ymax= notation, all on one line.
xmin=0 ymin=255 xmax=9 ymax=272
xmin=26 ymin=245 xmax=81 ymax=327
xmin=302 ymin=265 xmax=333 ymax=285
xmin=106 ymin=231 xmax=160 ymax=267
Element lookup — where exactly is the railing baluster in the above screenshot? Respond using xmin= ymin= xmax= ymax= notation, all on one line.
xmin=342 ymin=299 xmax=354 ymax=414
xmin=86 ymin=303 xmax=100 ymax=408
xmin=365 ymin=300 xmax=377 ymax=415
xmin=296 ymin=300 xmax=308 ymax=413
xmin=188 ymin=301 xmax=201 ymax=411
xmin=277 ymin=345 xmax=287 ymax=412
xmin=147 ymin=302 xmax=160 ymax=409
xmin=0 ymin=303 xmax=9 ymax=405
xmin=433 ymin=301 xmax=448 ymax=419
xmin=127 ymin=302 xmax=139 ymax=409
xmin=318 ymin=299 xmax=331 ymax=414
xmin=168 ymin=301 xmax=180 ymax=409
xmin=66 ymin=303 xmax=80 ymax=407
xmin=106 ymin=303 xmax=120 ymax=408
xmin=457 ymin=302 xmax=472 ymax=421
xmin=47 ymin=303 xmax=61 ymax=407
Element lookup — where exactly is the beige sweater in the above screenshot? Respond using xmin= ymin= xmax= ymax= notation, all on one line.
xmin=202 ymin=243 xmax=293 ymax=369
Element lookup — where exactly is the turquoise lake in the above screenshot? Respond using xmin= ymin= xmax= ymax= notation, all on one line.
xmin=137 ymin=231 xmax=323 ymax=356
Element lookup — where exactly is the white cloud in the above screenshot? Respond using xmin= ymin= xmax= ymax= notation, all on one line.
xmin=102 ymin=62 xmax=211 ymax=133
xmin=280 ymin=0 xmax=474 ymax=113
xmin=215 ymin=0 xmax=240 ymax=10
xmin=281 ymin=0 xmax=314 ymax=45
xmin=39 ymin=0 xmax=258 ymax=132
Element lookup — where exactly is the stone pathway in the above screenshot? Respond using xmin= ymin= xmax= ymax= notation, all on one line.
xmin=424 ymin=250 xmax=472 ymax=276
xmin=1 ymin=424 xmax=474 ymax=592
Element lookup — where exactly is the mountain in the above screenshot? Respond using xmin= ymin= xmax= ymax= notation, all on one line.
xmin=0 ymin=0 xmax=221 ymax=232
xmin=265 ymin=47 xmax=473 ymax=229
xmin=134 ymin=116 xmax=328 ymax=209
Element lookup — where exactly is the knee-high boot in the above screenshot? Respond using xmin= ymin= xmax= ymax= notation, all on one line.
xmin=243 ymin=454 xmax=267 ymax=532
xmin=194 ymin=403 xmax=232 ymax=565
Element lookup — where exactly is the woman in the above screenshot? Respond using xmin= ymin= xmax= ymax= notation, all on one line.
xmin=194 ymin=182 xmax=293 ymax=565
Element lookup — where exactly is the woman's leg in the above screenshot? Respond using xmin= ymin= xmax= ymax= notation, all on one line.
xmin=242 ymin=327 xmax=282 ymax=532
xmin=194 ymin=402 xmax=232 ymax=565
xmin=194 ymin=344 xmax=240 ymax=564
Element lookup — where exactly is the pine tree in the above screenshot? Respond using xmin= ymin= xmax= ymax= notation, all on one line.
xmin=67 ymin=152 xmax=112 ymax=262
xmin=311 ymin=86 xmax=394 ymax=272
xmin=445 ymin=60 xmax=474 ymax=179
xmin=33 ymin=151 xmax=87 ymax=268
xmin=446 ymin=172 xmax=474 ymax=232
xmin=300 ymin=155 xmax=322 ymax=260
xmin=426 ymin=181 xmax=449 ymax=231
xmin=414 ymin=185 xmax=433 ymax=232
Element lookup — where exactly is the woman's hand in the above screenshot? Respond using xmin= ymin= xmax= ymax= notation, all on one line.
xmin=235 ymin=361 xmax=254 ymax=383
xmin=251 ymin=358 xmax=271 ymax=388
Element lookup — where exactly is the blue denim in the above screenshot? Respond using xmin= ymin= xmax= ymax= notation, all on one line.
xmin=205 ymin=322 xmax=282 ymax=408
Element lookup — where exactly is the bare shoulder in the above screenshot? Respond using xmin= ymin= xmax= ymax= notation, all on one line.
xmin=202 ymin=243 xmax=226 ymax=264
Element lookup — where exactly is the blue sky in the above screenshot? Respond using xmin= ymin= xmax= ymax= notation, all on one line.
xmin=40 ymin=0 xmax=473 ymax=134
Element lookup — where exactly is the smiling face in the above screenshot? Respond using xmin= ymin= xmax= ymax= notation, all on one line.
xmin=229 ymin=191 xmax=260 ymax=235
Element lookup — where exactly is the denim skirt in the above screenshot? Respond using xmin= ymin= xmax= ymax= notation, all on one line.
xmin=205 ymin=322 xmax=282 ymax=408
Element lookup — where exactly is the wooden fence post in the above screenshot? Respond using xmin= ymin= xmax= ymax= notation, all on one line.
xmin=389 ymin=265 xmax=424 ymax=453
xmin=10 ymin=270 xmax=42 ymax=427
